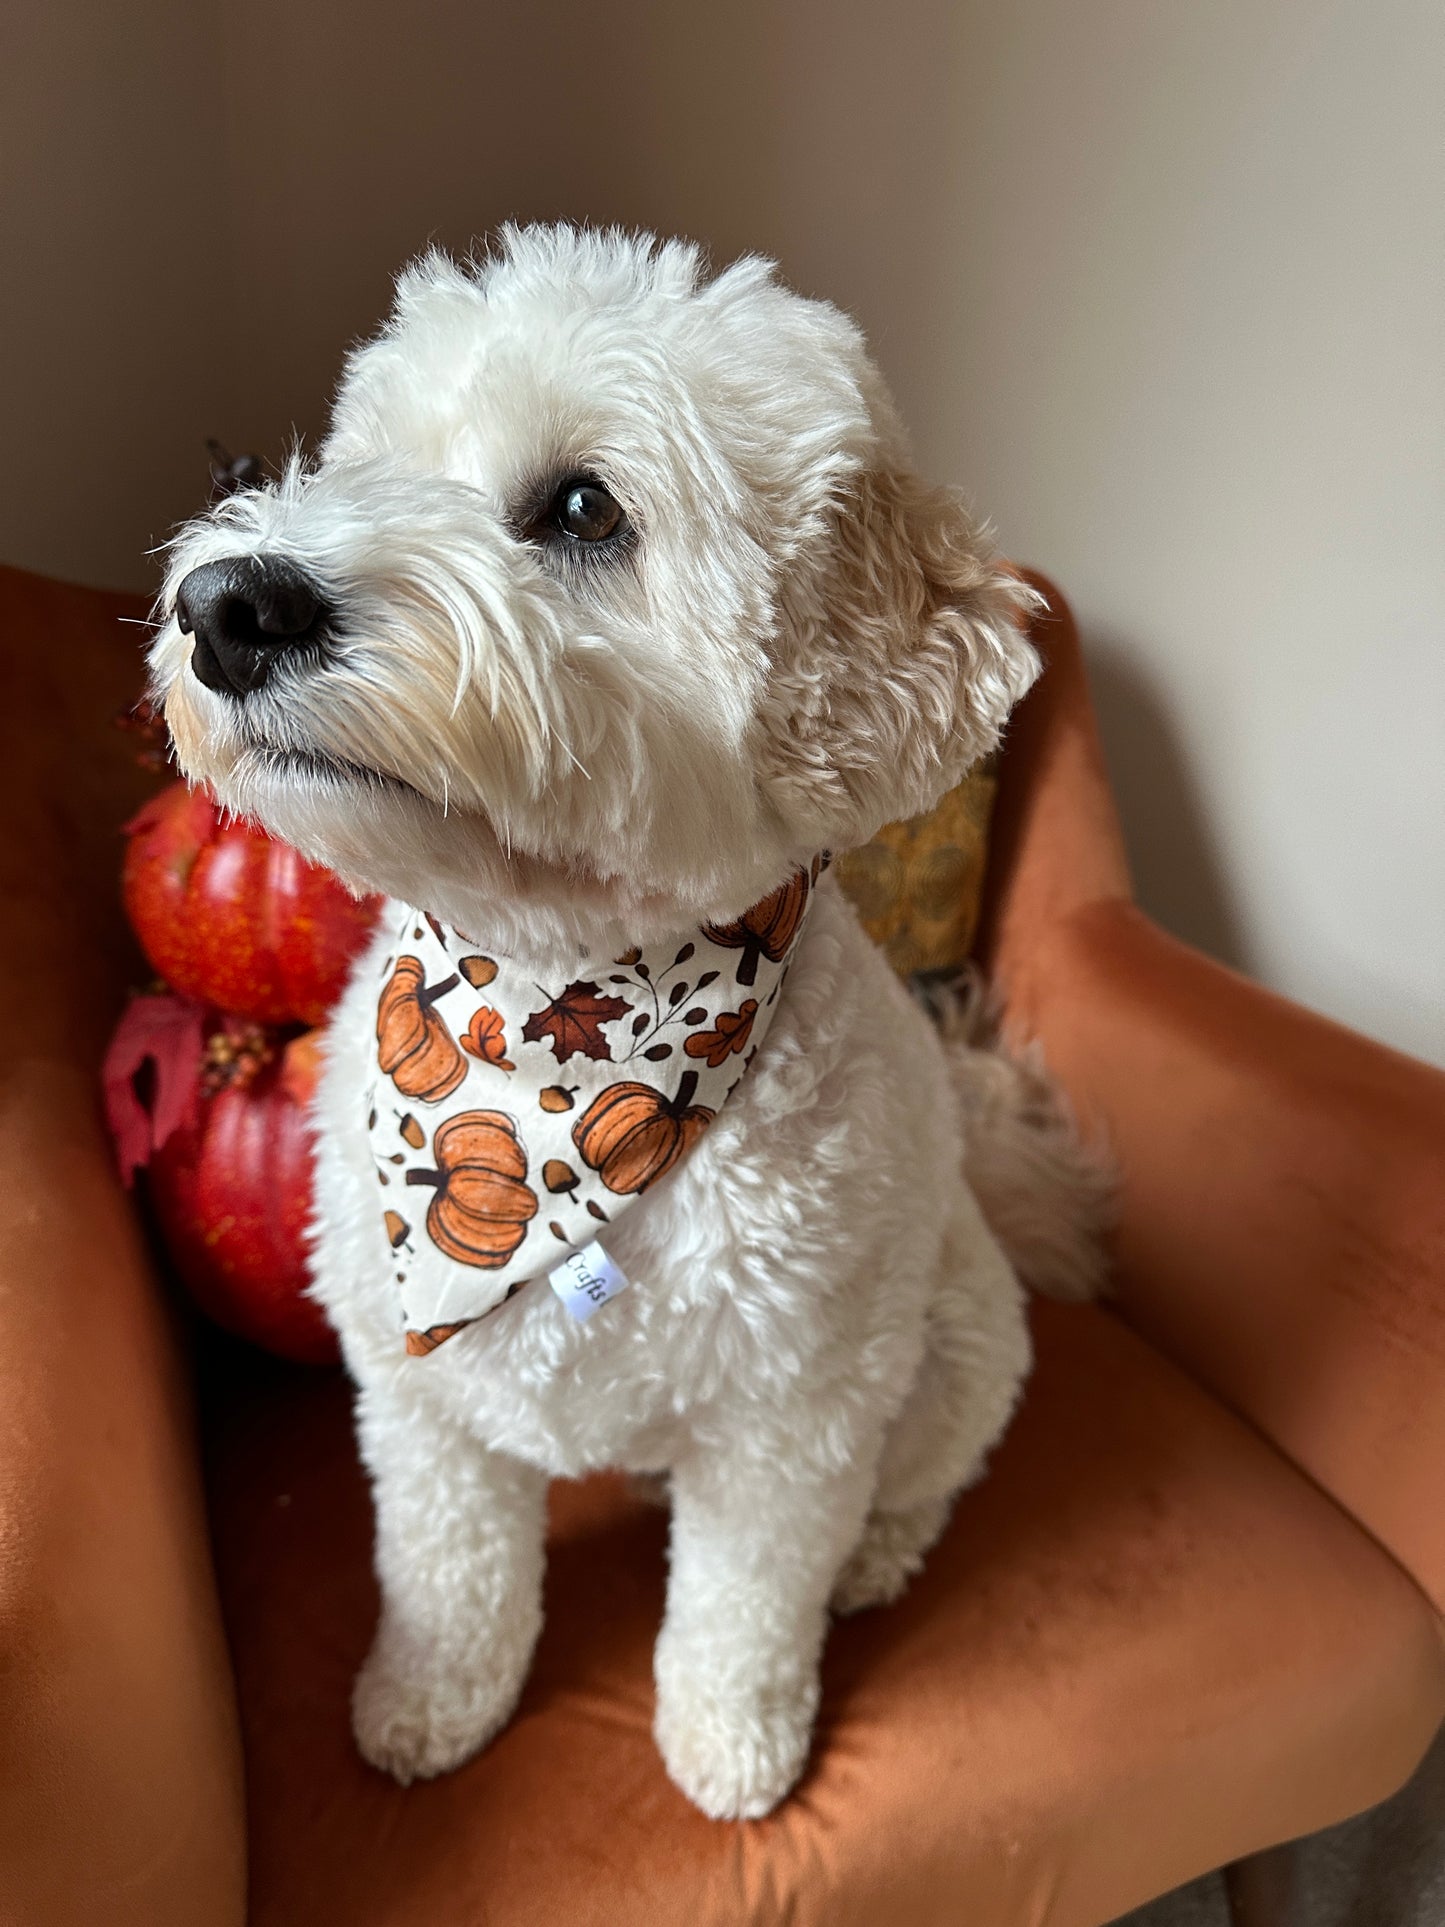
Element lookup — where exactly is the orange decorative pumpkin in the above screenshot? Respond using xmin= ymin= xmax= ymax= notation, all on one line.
xmin=377 ymin=956 xmax=465 ymax=1102
xmin=572 ymin=1070 xmax=716 ymax=1196
xmin=703 ymin=869 xmax=811 ymax=985
xmin=405 ymin=1110 xmax=538 ymax=1267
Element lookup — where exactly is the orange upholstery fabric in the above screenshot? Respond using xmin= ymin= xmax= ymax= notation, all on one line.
xmin=0 ymin=569 xmax=246 ymax=1927
xmin=981 ymin=578 xmax=1445 ymax=1615
xmin=207 ymin=1306 xmax=1445 ymax=1927
xmin=0 ymin=560 xmax=1441 ymax=1926
xmin=1003 ymin=902 xmax=1445 ymax=1614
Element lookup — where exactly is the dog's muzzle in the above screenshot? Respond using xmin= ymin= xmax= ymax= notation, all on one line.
xmin=176 ymin=554 xmax=333 ymax=697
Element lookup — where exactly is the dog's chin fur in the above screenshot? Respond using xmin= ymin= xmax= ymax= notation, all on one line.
xmin=164 ymin=708 xmax=685 ymax=960
xmin=146 ymin=224 xmax=1107 ymax=1820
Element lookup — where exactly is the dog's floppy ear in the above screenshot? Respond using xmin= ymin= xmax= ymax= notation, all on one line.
xmin=763 ymin=465 xmax=1042 ymax=850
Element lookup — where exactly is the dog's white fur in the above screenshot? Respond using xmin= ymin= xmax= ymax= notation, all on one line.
xmin=149 ymin=225 xmax=1107 ymax=1819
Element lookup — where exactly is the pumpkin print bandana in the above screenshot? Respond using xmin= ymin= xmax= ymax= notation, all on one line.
xmin=366 ymin=861 xmax=822 ymax=1355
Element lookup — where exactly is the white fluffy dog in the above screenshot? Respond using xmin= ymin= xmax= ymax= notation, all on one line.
xmin=149 ymin=225 xmax=1105 ymax=1820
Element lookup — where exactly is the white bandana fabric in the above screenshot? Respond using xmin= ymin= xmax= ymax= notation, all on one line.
xmin=365 ymin=861 xmax=823 ymax=1355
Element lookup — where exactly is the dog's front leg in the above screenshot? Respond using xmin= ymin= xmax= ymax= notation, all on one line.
xmin=350 ymin=1382 xmax=548 ymax=1784
xmin=654 ymin=1443 xmax=877 ymax=1818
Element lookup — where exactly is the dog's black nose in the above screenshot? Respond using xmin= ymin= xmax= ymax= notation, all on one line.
xmin=176 ymin=555 xmax=331 ymax=696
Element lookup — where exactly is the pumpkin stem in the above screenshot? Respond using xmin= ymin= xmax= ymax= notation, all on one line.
xmin=734 ymin=942 xmax=761 ymax=986
xmin=670 ymin=1069 xmax=700 ymax=1114
xmin=405 ymin=1168 xmax=443 ymax=1189
xmin=418 ymin=972 xmax=459 ymax=1011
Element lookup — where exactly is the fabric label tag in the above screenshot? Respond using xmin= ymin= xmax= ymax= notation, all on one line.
xmin=549 ymin=1241 xmax=631 ymax=1324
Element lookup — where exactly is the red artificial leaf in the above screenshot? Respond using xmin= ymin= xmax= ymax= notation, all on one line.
xmin=521 ymin=979 xmax=632 ymax=1064
xmin=101 ymin=993 xmax=206 ymax=1186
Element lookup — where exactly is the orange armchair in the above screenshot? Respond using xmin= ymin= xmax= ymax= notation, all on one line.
xmin=1 ymin=563 xmax=1441 ymax=1927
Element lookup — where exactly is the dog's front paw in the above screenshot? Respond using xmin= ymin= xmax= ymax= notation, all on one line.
xmin=352 ymin=1625 xmax=529 ymax=1785
xmin=654 ymin=1653 xmax=818 ymax=1820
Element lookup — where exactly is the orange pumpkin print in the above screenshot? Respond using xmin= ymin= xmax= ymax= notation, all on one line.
xmin=684 ymin=998 xmax=759 ymax=1068
xmin=405 ymin=1320 xmax=476 ymax=1356
xmin=572 ymin=1070 xmax=715 ymax=1195
xmin=377 ymin=956 xmax=465 ymax=1102
xmin=703 ymin=869 xmax=810 ymax=985
xmin=405 ymin=1110 xmax=539 ymax=1267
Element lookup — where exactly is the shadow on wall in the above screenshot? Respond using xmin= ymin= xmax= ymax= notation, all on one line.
xmin=202 ymin=0 xmax=983 ymax=486
xmin=1083 ymin=637 xmax=1249 ymax=975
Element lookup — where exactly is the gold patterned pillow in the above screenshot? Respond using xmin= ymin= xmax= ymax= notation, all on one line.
xmin=833 ymin=757 xmax=998 ymax=975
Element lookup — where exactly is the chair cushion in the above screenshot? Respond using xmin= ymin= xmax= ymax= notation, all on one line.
xmin=203 ymin=1302 xmax=1445 ymax=1927
xmin=833 ymin=760 xmax=998 ymax=975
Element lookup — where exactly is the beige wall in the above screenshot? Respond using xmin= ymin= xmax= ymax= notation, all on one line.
xmin=5 ymin=1 xmax=1441 ymax=1063
xmin=2 ymin=1 xmax=230 ymax=587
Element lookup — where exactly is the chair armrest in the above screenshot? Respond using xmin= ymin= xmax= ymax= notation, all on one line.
xmin=1004 ymin=894 xmax=1445 ymax=1613
xmin=978 ymin=570 xmax=1445 ymax=1609
xmin=0 ymin=566 xmax=246 ymax=1926
xmin=974 ymin=568 xmax=1133 ymax=985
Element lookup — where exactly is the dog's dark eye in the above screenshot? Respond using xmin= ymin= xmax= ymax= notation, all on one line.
xmin=549 ymin=477 xmax=625 ymax=543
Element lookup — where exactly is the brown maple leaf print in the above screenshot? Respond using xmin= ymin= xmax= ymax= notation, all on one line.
xmin=684 ymin=998 xmax=759 ymax=1069
xmin=521 ymin=979 xmax=632 ymax=1064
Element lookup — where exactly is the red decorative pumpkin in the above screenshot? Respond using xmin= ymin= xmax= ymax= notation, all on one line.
xmin=122 ymin=780 xmax=381 ymax=1026
xmin=146 ymin=1024 xmax=337 ymax=1365
xmin=104 ymin=995 xmax=338 ymax=1366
